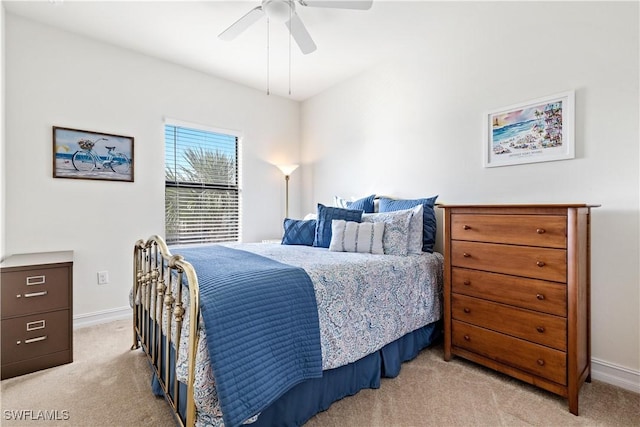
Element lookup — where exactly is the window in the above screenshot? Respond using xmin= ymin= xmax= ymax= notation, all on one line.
xmin=165 ymin=123 xmax=240 ymax=245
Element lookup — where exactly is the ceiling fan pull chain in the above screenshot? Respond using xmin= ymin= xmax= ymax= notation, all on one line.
xmin=288 ymin=2 xmax=292 ymax=96
xmin=266 ymin=17 xmax=270 ymax=95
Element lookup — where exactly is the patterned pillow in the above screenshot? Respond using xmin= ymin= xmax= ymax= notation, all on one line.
xmin=282 ymin=218 xmax=316 ymax=246
xmin=362 ymin=208 xmax=414 ymax=256
xmin=329 ymin=220 xmax=384 ymax=254
xmin=378 ymin=196 xmax=439 ymax=253
xmin=314 ymin=204 xmax=363 ymax=248
xmin=333 ymin=194 xmax=376 ymax=213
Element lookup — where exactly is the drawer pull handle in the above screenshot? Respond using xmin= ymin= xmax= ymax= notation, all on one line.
xmin=463 ymin=225 xmax=471 ymax=230
xmin=463 ymin=335 xmax=470 ymax=341
xmin=536 ymin=228 xmax=546 ymax=234
xmin=23 ymin=336 xmax=48 ymax=344
xmin=26 ymin=275 xmax=46 ymax=285
xmin=27 ymin=320 xmax=46 ymax=331
xmin=463 ymin=280 xmax=471 ymax=286
xmin=536 ymin=294 xmax=545 ymax=300
xmin=537 ymin=359 xmax=545 ymax=366
xmin=23 ymin=291 xmax=48 ymax=298
xmin=463 ymin=308 xmax=471 ymax=313
xmin=463 ymin=253 xmax=471 ymax=258
xmin=536 ymin=261 xmax=545 ymax=267
xmin=536 ymin=326 xmax=545 ymax=333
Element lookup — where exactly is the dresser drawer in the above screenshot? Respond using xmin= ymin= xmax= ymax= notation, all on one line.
xmin=1 ymin=310 xmax=70 ymax=364
xmin=452 ymin=320 xmax=567 ymax=385
xmin=451 ymin=241 xmax=566 ymax=282
xmin=452 ymin=294 xmax=566 ymax=350
xmin=1 ymin=267 xmax=70 ymax=318
xmin=451 ymin=214 xmax=566 ymax=248
xmin=452 ymin=268 xmax=567 ymax=316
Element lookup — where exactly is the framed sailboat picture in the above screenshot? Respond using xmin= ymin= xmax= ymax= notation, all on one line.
xmin=483 ymin=91 xmax=575 ymax=167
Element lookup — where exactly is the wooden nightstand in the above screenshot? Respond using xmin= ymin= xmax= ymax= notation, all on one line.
xmin=1 ymin=251 xmax=74 ymax=379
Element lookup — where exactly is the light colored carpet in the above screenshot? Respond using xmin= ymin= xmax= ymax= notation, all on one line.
xmin=1 ymin=318 xmax=638 ymax=426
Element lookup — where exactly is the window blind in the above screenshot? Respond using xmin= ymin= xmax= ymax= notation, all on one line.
xmin=165 ymin=124 xmax=240 ymax=245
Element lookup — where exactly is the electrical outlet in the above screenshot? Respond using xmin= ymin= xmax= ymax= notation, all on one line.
xmin=97 ymin=271 xmax=109 ymax=285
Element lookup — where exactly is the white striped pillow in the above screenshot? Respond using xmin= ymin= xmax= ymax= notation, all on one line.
xmin=328 ymin=220 xmax=385 ymax=254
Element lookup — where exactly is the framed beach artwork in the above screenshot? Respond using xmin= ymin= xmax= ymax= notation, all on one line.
xmin=483 ymin=91 xmax=575 ymax=168
xmin=53 ymin=126 xmax=134 ymax=182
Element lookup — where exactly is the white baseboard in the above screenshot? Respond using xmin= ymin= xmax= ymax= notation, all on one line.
xmin=73 ymin=306 xmax=131 ymax=330
xmin=591 ymin=357 xmax=640 ymax=394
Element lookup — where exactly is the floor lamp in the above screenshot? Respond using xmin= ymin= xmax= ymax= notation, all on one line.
xmin=276 ymin=164 xmax=299 ymax=218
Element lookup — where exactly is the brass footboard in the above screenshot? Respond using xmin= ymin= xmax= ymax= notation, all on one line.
xmin=132 ymin=236 xmax=200 ymax=427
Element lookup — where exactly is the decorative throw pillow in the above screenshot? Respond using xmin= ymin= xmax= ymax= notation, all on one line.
xmin=329 ymin=220 xmax=385 ymax=254
xmin=314 ymin=204 xmax=363 ymax=248
xmin=362 ymin=208 xmax=414 ymax=256
xmin=333 ymin=194 xmax=376 ymax=213
xmin=378 ymin=195 xmax=439 ymax=253
xmin=281 ymin=218 xmax=316 ymax=246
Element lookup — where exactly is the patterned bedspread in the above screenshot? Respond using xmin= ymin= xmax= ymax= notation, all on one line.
xmin=172 ymin=243 xmax=444 ymax=427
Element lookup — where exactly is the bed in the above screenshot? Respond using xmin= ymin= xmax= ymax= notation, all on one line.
xmin=132 ymin=199 xmax=443 ymax=427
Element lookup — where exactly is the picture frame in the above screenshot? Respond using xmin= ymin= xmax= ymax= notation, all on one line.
xmin=483 ymin=90 xmax=575 ymax=168
xmin=53 ymin=126 xmax=134 ymax=182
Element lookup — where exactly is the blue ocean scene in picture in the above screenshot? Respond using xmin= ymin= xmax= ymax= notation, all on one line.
xmin=56 ymin=152 xmax=111 ymax=162
xmin=490 ymin=100 xmax=563 ymax=156
xmin=492 ymin=119 xmax=536 ymax=145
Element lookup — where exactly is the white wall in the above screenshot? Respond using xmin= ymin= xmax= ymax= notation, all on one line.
xmin=4 ymin=15 xmax=301 ymax=321
xmin=302 ymin=1 xmax=640 ymax=377
xmin=1 ymin=3 xmax=6 ymax=260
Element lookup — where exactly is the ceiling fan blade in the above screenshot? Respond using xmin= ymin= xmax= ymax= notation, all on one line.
xmin=218 ymin=6 xmax=265 ymax=41
xmin=298 ymin=0 xmax=373 ymax=10
xmin=286 ymin=13 xmax=317 ymax=54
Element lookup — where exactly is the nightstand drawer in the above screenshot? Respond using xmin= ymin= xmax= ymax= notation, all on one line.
xmin=452 ymin=320 xmax=567 ymax=385
xmin=452 ymin=268 xmax=567 ymax=316
xmin=1 ymin=310 xmax=70 ymax=364
xmin=1 ymin=267 xmax=70 ymax=318
xmin=452 ymin=294 xmax=566 ymax=350
xmin=451 ymin=241 xmax=567 ymax=282
xmin=451 ymin=214 xmax=566 ymax=248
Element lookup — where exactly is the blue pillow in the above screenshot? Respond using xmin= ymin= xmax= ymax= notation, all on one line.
xmin=282 ymin=218 xmax=316 ymax=246
xmin=314 ymin=204 xmax=363 ymax=248
xmin=378 ymin=196 xmax=438 ymax=253
xmin=335 ymin=194 xmax=376 ymax=213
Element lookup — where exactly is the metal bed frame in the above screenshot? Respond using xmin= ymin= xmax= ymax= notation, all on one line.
xmin=131 ymin=235 xmax=199 ymax=427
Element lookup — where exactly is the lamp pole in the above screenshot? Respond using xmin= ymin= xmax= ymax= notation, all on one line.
xmin=285 ymin=174 xmax=291 ymax=218
xmin=276 ymin=164 xmax=298 ymax=219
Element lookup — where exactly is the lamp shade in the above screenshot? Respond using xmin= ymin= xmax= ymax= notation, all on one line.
xmin=276 ymin=164 xmax=299 ymax=176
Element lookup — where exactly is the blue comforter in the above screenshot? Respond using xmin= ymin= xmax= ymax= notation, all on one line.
xmin=177 ymin=245 xmax=322 ymax=427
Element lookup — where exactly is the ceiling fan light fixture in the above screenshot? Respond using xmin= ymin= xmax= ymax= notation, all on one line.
xmin=263 ymin=0 xmax=293 ymax=22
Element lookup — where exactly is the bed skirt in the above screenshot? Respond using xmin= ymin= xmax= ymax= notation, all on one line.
xmin=150 ymin=321 xmax=441 ymax=426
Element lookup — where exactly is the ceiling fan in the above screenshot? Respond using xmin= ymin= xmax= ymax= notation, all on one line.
xmin=218 ymin=0 xmax=373 ymax=55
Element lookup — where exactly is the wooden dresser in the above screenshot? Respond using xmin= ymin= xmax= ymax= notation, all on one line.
xmin=1 ymin=251 xmax=73 ymax=379
xmin=441 ymin=204 xmax=597 ymax=415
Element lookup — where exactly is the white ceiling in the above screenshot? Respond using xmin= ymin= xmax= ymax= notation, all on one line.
xmin=3 ymin=0 xmax=438 ymax=101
